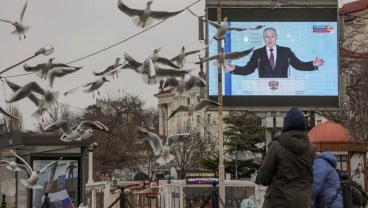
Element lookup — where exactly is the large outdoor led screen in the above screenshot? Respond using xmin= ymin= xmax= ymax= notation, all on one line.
xmin=207 ymin=8 xmax=339 ymax=107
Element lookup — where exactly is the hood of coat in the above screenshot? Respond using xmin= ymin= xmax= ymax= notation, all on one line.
xmin=282 ymin=106 xmax=306 ymax=132
xmin=316 ymin=151 xmax=337 ymax=168
xmin=277 ymin=130 xmax=310 ymax=154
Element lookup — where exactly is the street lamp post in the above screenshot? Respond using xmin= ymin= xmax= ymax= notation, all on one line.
xmin=0 ymin=45 xmax=54 ymax=76
xmin=87 ymin=142 xmax=98 ymax=208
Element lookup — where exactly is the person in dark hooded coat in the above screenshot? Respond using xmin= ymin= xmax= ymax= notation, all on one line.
xmin=256 ymin=106 xmax=314 ymax=208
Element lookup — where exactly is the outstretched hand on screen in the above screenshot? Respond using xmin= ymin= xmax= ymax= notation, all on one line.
xmin=223 ymin=63 xmax=235 ymax=72
xmin=313 ymin=57 xmax=324 ymax=67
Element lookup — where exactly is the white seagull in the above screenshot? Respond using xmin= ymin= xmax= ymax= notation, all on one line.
xmin=163 ymin=75 xmax=206 ymax=97
xmin=6 ymin=80 xmax=46 ymax=116
xmin=0 ymin=160 xmax=26 ymax=172
xmin=93 ymin=57 xmax=123 ymax=79
xmin=6 ymin=81 xmax=59 ymax=117
xmin=64 ymin=77 xmax=110 ymax=97
xmin=195 ymin=47 xmax=254 ymax=68
xmin=122 ymin=53 xmax=193 ymax=85
xmin=187 ymin=9 xmax=265 ymax=41
xmin=44 ymin=120 xmax=109 ymax=142
xmin=150 ymin=48 xmax=180 ymax=69
xmin=0 ymin=1 xmax=30 ymax=40
xmin=137 ymin=127 xmax=191 ymax=165
xmin=168 ymin=99 xmax=219 ymax=120
xmin=47 ymin=66 xmax=82 ymax=88
xmin=23 ymin=58 xmax=79 ymax=80
xmin=10 ymin=150 xmax=60 ymax=189
xmin=170 ymin=46 xmax=208 ymax=68
xmin=117 ymin=0 xmax=184 ymax=28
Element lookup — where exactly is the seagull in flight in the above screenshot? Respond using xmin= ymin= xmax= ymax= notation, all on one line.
xmin=48 ymin=67 xmax=82 ymax=88
xmin=187 ymin=8 xmax=265 ymax=41
xmin=0 ymin=106 xmax=18 ymax=120
xmin=6 ymin=80 xmax=48 ymax=117
xmin=163 ymin=75 xmax=206 ymax=97
xmin=168 ymin=99 xmax=219 ymax=120
xmin=171 ymin=46 xmax=208 ymax=68
xmin=122 ymin=52 xmax=193 ymax=85
xmin=117 ymin=0 xmax=184 ymax=28
xmin=6 ymin=81 xmax=59 ymax=117
xmin=0 ymin=1 xmax=30 ymax=40
xmin=44 ymin=120 xmax=109 ymax=142
xmin=64 ymin=77 xmax=109 ymax=97
xmin=23 ymin=58 xmax=79 ymax=80
xmin=137 ymin=127 xmax=191 ymax=165
xmin=0 ymin=160 xmax=26 ymax=172
xmin=10 ymin=150 xmax=61 ymax=189
xmin=93 ymin=57 xmax=123 ymax=79
xmin=195 ymin=47 xmax=254 ymax=68
xmin=150 ymin=48 xmax=180 ymax=69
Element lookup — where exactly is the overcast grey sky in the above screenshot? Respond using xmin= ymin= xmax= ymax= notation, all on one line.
xmin=0 ymin=0 xmax=205 ymax=130
xmin=0 ymin=0 xmax=354 ymax=130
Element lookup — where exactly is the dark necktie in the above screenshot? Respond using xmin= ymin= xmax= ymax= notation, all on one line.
xmin=269 ymin=48 xmax=275 ymax=70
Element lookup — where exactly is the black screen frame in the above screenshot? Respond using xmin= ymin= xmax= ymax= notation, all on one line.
xmin=206 ymin=7 xmax=340 ymax=109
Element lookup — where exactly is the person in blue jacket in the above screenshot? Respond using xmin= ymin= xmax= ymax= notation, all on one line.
xmin=312 ymin=151 xmax=343 ymax=208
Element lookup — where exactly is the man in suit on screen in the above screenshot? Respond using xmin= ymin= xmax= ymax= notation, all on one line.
xmin=224 ymin=27 xmax=325 ymax=78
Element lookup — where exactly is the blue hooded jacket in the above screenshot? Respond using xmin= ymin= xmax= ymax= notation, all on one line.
xmin=312 ymin=151 xmax=343 ymax=208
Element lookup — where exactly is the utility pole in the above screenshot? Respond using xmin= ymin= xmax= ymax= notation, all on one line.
xmin=216 ymin=0 xmax=225 ymax=206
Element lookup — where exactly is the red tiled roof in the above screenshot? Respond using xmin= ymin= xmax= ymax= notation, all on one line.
xmin=340 ymin=0 xmax=368 ymax=15
xmin=308 ymin=121 xmax=352 ymax=142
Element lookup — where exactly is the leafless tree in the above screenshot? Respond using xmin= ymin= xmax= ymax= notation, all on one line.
xmin=1 ymin=104 xmax=23 ymax=134
xmin=82 ymin=93 xmax=159 ymax=180
xmin=318 ymin=15 xmax=368 ymax=141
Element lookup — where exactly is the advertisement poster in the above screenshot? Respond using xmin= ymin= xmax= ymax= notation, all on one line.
xmin=32 ymin=159 xmax=79 ymax=208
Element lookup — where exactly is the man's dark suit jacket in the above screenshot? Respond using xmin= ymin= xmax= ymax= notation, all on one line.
xmin=231 ymin=45 xmax=317 ymax=78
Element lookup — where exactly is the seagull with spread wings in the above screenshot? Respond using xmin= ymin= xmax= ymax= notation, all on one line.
xmin=122 ymin=52 xmax=193 ymax=85
xmin=47 ymin=66 xmax=82 ymax=88
xmin=44 ymin=120 xmax=109 ymax=142
xmin=10 ymin=150 xmax=61 ymax=189
xmin=0 ymin=1 xmax=30 ymax=40
xmin=64 ymin=76 xmax=109 ymax=97
xmin=6 ymin=80 xmax=48 ymax=117
xmin=168 ymin=99 xmax=219 ymax=120
xmin=137 ymin=127 xmax=191 ymax=165
xmin=195 ymin=47 xmax=254 ymax=68
xmin=171 ymin=45 xmax=208 ymax=68
xmin=187 ymin=8 xmax=265 ymax=41
xmin=150 ymin=48 xmax=180 ymax=69
xmin=23 ymin=58 xmax=80 ymax=80
xmin=93 ymin=57 xmax=123 ymax=79
xmin=117 ymin=0 xmax=184 ymax=28
xmin=6 ymin=81 xmax=59 ymax=117
xmin=163 ymin=75 xmax=206 ymax=97
xmin=0 ymin=160 xmax=26 ymax=172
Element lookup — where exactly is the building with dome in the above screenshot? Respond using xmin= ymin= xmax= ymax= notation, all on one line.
xmin=309 ymin=121 xmax=368 ymax=191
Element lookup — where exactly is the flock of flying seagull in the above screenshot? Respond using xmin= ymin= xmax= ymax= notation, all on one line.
xmin=0 ymin=0 xmax=264 ymax=189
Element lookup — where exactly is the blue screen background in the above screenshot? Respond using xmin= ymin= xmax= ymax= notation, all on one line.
xmin=208 ymin=22 xmax=338 ymax=96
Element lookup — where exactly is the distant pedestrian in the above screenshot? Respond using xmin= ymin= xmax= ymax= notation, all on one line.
xmin=256 ymin=106 xmax=314 ymax=208
xmin=65 ymin=162 xmax=77 ymax=179
xmin=312 ymin=151 xmax=343 ymax=208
